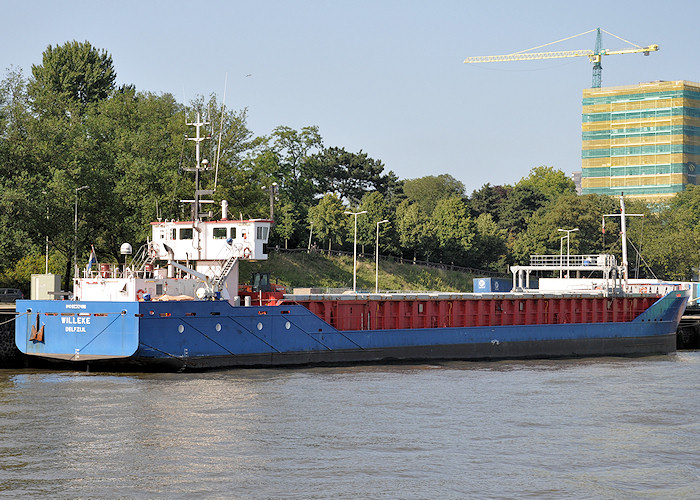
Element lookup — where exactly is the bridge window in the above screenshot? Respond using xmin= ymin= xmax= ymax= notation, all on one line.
xmin=180 ymin=228 xmax=193 ymax=240
xmin=257 ymin=226 xmax=269 ymax=240
xmin=230 ymin=227 xmax=236 ymax=239
xmin=213 ymin=227 xmax=227 ymax=239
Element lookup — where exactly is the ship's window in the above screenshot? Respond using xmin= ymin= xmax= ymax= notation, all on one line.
xmin=213 ymin=227 xmax=227 ymax=239
xmin=180 ymin=228 xmax=193 ymax=240
xmin=230 ymin=227 xmax=236 ymax=239
xmin=256 ymin=226 xmax=269 ymax=240
xmin=156 ymin=284 xmax=163 ymax=295
xmin=171 ymin=228 xmax=176 ymax=240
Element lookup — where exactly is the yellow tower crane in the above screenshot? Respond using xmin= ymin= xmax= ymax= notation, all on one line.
xmin=463 ymin=28 xmax=658 ymax=88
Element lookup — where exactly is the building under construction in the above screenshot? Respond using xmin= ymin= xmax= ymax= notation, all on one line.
xmin=581 ymin=80 xmax=700 ymax=201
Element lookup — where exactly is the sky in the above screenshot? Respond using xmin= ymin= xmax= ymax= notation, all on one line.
xmin=2 ymin=0 xmax=700 ymax=195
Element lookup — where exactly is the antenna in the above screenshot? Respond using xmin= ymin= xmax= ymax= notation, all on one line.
xmin=182 ymin=86 xmax=188 ymax=124
xmin=214 ymin=73 xmax=227 ymax=189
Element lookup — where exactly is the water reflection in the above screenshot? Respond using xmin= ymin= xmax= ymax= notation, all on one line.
xmin=0 ymin=353 xmax=698 ymax=498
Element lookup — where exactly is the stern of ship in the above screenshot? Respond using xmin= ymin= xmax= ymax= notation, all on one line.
xmin=15 ymin=300 xmax=140 ymax=363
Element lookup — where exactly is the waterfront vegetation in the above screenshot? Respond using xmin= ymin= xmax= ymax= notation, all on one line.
xmin=240 ymin=251 xmax=478 ymax=292
xmin=2 ymin=41 xmax=700 ymax=293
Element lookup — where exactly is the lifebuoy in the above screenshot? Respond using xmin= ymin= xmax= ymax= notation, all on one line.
xmin=242 ymin=247 xmax=251 ymax=259
xmin=640 ymin=286 xmax=647 ymax=294
xmin=150 ymin=247 xmax=158 ymax=260
xmin=136 ymin=289 xmax=146 ymax=301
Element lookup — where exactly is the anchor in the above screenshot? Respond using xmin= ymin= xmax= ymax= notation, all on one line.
xmin=28 ymin=313 xmax=44 ymax=343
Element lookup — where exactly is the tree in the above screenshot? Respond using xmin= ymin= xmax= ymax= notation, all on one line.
xmin=29 ymin=40 xmax=116 ymax=114
xmin=274 ymin=202 xmax=298 ymax=249
xmin=471 ymin=213 xmax=509 ymax=271
xmin=403 ymin=174 xmax=464 ymax=215
xmin=20 ymin=42 xmax=117 ymax=287
xmin=511 ymin=194 xmax=618 ymax=264
xmin=307 ymin=194 xmax=345 ymax=251
xmin=515 ymin=166 xmax=575 ymax=203
xmin=396 ymin=199 xmax=431 ymax=261
xmin=305 ymin=147 xmax=390 ymax=205
xmin=497 ymin=184 xmax=548 ymax=237
xmin=269 ymin=125 xmax=323 ymax=205
xmin=353 ymin=191 xmax=392 ymax=254
xmin=637 ymin=188 xmax=700 ymax=279
xmin=469 ymin=183 xmax=512 ymax=222
xmin=430 ymin=196 xmax=475 ymax=264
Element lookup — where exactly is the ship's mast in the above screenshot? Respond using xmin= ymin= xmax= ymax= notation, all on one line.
xmin=181 ymin=112 xmax=214 ymax=221
xmin=619 ymin=194 xmax=629 ymax=282
xmin=604 ymin=193 xmax=643 ymax=285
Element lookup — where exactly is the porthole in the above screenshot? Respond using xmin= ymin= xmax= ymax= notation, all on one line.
xmin=215 ymin=323 xmax=222 ymax=332
xmin=178 ymin=324 xmax=184 ymax=333
xmin=257 ymin=322 xmax=263 ymax=331
xmin=285 ymin=321 xmax=291 ymax=330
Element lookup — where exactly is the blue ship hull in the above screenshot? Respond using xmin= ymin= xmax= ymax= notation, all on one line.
xmin=15 ymin=291 xmax=687 ymax=371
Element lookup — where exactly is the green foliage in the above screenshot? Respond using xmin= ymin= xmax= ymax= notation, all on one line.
xmin=512 ymin=194 xmax=618 ymax=263
xmin=274 ymin=202 xmax=298 ymax=249
xmin=307 ymin=194 xmax=346 ymax=251
xmin=430 ymin=196 xmax=475 ymax=263
xmin=497 ymin=184 xmax=548 ymax=237
xmin=403 ymin=174 xmax=464 ymax=215
xmin=306 ymin=147 xmax=390 ymax=205
xmin=471 ymin=213 xmax=509 ymax=272
xmin=355 ymin=191 xmax=391 ymax=249
xmin=515 ymin=165 xmax=576 ymax=202
xmin=469 ymin=183 xmax=511 ymax=223
xmin=395 ymin=199 xmax=432 ymax=260
xmin=29 ymin=40 xmax=115 ymax=113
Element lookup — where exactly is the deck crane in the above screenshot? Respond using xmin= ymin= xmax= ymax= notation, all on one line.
xmin=463 ymin=28 xmax=658 ymax=88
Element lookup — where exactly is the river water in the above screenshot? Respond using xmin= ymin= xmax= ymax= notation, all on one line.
xmin=1 ymin=353 xmax=698 ymax=499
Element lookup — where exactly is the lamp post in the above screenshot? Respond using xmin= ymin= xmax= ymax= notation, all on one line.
xmin=74 ymin=185 xmax=90 ymax=280
xmin=262 ymin=182 xmax=278 ymax=220
xmin=375 ymin=219 xmax=389 ymax=293
xmin=557 ymin=228 xmax=579 ymax=278
xmin=344 ymin=210 xmax=367 ymax=293
xmin=307 ymin=222 xmax=314 ymax=253
xmin=42 ymin=190 xmax=49 ymax=274
xmin=559 ymin=236 xmax=566 ymax=278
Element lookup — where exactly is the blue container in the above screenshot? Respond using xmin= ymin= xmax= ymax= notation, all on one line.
xmin=473 ymin=278 xmax=512 ymax=293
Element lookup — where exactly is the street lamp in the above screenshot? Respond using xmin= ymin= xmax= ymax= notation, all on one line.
xmin=344 ymin=210 xmax=367 ymax=293
xmin=262 ymin=182 xmax=278 ymax=220
xmin=74 ymin=185 xmax=90 ymax=280
xmin=559 ymin=236 xmax=567 ymax=278
xmin=375 ymin=219 xmax=389 ymax=293
xmin=557 ymin=228 xmax=579 ymax=278
xmin=307 ymin=221 xmax=314 ymax=253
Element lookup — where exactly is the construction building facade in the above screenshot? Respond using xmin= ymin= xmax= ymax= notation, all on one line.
xmin=581 ymin=80 xmax=700 ymax=201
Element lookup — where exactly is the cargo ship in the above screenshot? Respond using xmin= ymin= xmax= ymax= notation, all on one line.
xmin=14 ymin=119 xmax=688 ymax=371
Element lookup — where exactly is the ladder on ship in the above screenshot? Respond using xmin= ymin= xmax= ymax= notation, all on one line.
xmin=211 ymin=255 xmax=239 ymax=291
xmin=128 ymin=242 xmax=159 ymax=277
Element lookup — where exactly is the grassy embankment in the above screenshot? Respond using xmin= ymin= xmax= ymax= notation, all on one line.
xmin=239 ymin=251 xmax=479 ymax=293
